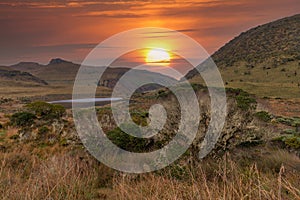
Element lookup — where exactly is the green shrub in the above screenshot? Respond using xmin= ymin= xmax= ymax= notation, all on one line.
xmin=130 ymin=110 xmax=149 ymax=126
xmin=255 ymin=111 xmax=271 ymax=122
xmin=9 ymin=134 xmax=20 ymax=140
xmin=10 ymin=112 xmax=36 ymax=127
xmin=276 ymin=117 xmax=300 ymax=127
xmin=273 ymin=135 xmax=300 ymax=149
xmin=283 ymin=136 xmax=300 ymax=149
xmin=160 ymin=164 xmax=189 ymax=181
xmin=191 ymin=83 xmax=205 ymax=91
xmin=236 ymin=96 xmax=256 ymax=109
xmin=226 ymin=88 xmax=257 ymax=110
xmin=157 ymin=90 xmax=169 ymax=98
xmin=233 ymin=90 xmax=257 ymax=111
xmin=277 ymin=117 xmax=293 ymax=126
xmin=106 ymin=124 xmax=149 ymax=152
xmin=38 ymin=126 xmax=49 ymax=134
xmin=60 ymin=138 xmax=68 ymax=146
xmin=282 ymin=129 xmax=296 ymax=135
xmin=26 ymin=101 xmax=65 ymax=119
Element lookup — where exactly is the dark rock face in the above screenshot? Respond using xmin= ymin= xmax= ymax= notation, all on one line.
xmin=48 ymin=58 xmax=71 ymax=65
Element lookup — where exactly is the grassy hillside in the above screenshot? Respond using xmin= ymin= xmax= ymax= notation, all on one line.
xmin=186 ymin=14 xmax=300 ymax=99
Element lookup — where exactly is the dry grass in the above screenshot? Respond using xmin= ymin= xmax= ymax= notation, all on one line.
xmin=0 ymin=148 xmax=299 ymax=200
xmin=0 ymin=149 xmax=114 ymax=200
xmin=113 ymin=154 xmax=300 ymax=200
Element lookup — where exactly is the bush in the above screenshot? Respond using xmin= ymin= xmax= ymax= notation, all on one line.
xmin=236 ymin=96 xmax=256 ymax=110
xmin=276 ymin=117 xmax=300 ymax=127
xmin=273 ymin=135 xmax=300 ymax=149
xmin=130 ymin=110 xmax=149 ymax=126
xmin=191 ymin=83 xmax=205 ymax=91
xmin=10 ymin=112 xmax=36 ymax=127
xmin=284 ymin=136 xmax=300 ymax=149
xmin=282 ymin=129 xmax=297 ymax=135
xmin=228 ymin=89 xmax=257 ymax=111
xmin=157 ymin=90 xmax=169 ymax=98
xmin=38 ymin=126 xmax=49 ymax=134
xmin=106 ymin=124 xmax=150 ymax=152
xmin=255 ymin=111 xmax=271 ymax=122
xmin=26 ymin=102 xmax=65 ymax=119
xmin=9 ymin=134 xmax=19 ymax=140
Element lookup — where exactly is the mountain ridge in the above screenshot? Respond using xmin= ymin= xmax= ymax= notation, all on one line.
xmin=185 ymin=14 xmax=300 ymax=98
xmin=9 ymin=58 xmax=177 ymax=91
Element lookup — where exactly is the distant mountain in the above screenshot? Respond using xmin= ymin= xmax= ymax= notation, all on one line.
xmin=0 ymin=66 xmax=47 ymax=86
xmin=10 ymin=58 xmax=177 ymax=91
xmin=10 ymin=58 xmax=76 ymax=85
xmin=11 ymin=62 xmax=43 ymax=71
xmin=185 ymin=14 xmax=300 ymax=98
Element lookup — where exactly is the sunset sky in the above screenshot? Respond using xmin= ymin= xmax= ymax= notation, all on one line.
xmin=0 ymin=0 xmax=299 ymax=65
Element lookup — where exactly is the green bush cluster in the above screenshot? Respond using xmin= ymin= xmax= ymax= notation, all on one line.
xmin=236 ymin=95 xmax=256 ymax=110
xmin=38 ymin=126 xmax=50 ymax=134
xmin=276 ymin=117 xmax=300 ymax=127
xmin=0 ymin=98 xmax=12 ymax=104
xmin=227 ymin=89 xmax=257 ymax=110
xmin=157 ymin=90 xmax=169 ymax=98
xmin=255 ymin=111 xmax=272 ymax=122
xmin=282 ymin=129 xmax=297 ymax=135
xmin=106 ymin=123 xmax=149 ymax=152
xmin=10 ymin=112 xmax=36 ymax=127
xmin=130 ymin=110 xmax=149 ymax=126
xmin=26 ymin=101 xmax=66 ymax=119
xmin=274 ymin=135 xmax=300 ymax=149
xmin=191 ymin=83 xmax=205 ymax=91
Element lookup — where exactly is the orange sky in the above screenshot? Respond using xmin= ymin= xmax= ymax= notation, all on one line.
xmin=0 ymin=0 xmax=299 ymax=65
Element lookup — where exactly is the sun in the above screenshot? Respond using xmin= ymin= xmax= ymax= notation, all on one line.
xmin=146 ymin=48 xmax=171 ymax=64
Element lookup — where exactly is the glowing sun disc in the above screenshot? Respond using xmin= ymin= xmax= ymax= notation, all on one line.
xmin=146 ymin=48 xmax=171 ymax=63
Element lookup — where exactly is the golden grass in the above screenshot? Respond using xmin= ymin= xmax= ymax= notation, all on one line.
xmin=0 ymin=149 xmax=113 ymax=200
xmin=1 ymin=148 xmax=299 ymax=200
xmin=113 ymin=155 xmax=300 ymax=200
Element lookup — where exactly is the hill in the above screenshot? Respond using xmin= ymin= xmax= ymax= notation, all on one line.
xmin=11 ymin=59 xmax=79 ymax=85
xmin=185 ymin=14 xmax=300 ymax=98
xmin=10 ymin=58 xmax=177 ymax=93
xmin=0 ymin=66 xmax=47 ymax=86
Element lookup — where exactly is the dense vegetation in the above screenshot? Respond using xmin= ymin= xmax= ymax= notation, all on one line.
xmin=106 ymin=124 xmax=150 ymax=152
xmin=26 ymin=101 xmax=65 ymax=119
xmin=10 ymin=112 xmax=36 ymax=127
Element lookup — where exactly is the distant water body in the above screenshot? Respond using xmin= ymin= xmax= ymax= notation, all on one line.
xmin=49 ymin=98 xmax=122 ymax=104
xmin=48 ymin=98 xmax=123 ymax=108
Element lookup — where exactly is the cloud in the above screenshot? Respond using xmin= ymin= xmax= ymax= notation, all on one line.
xmin=75 ymin=11 xmax=148 ymax=18
xmin=32 ymin=43 xmax=97 ymax=51
xmin=0 ymin=0 xmax=150 ymax=9
xmin=0 ymin=0 xmax=299 ymax=65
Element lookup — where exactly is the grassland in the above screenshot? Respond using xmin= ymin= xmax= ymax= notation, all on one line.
xmin=0 ymin=87 xmax=299 ymax=199
xmin=190 ymin=61 xmax=300 ymax=99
